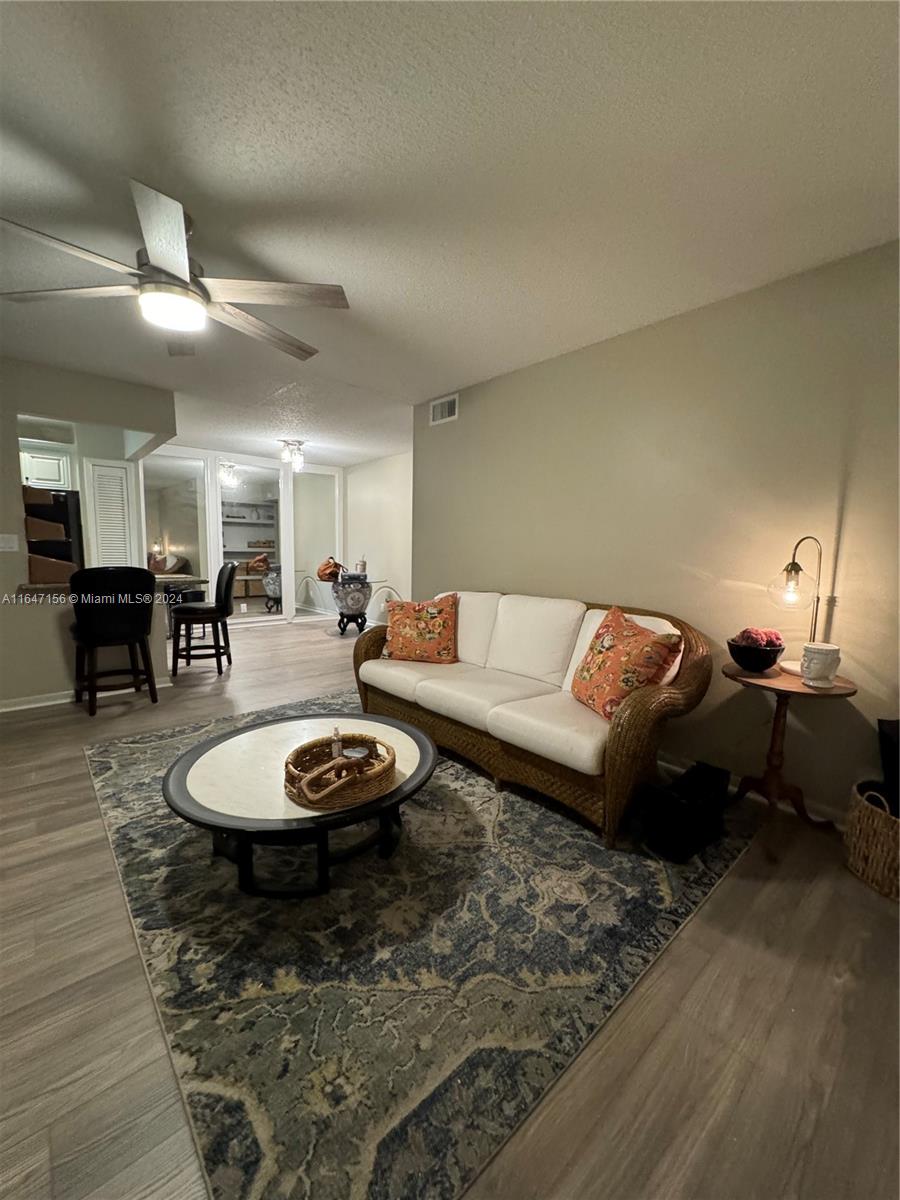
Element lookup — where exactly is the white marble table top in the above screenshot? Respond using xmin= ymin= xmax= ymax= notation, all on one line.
xmin=185 ymin=716 xmax=422 ymax=821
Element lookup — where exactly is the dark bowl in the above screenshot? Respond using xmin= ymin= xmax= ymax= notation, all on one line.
xmin=727 ymin=639 xmax=785 ymax=673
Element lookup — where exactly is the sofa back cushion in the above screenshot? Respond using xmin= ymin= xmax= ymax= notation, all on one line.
xmin=436 ymin=591 xmax=501 ymax=666
xmin=485 ymin=594 xmax=586 ymax=685
xmin=563 ymin=608 xmax=684 ymax=690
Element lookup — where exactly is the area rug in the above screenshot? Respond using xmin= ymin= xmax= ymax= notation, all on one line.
xmin=85 ymin=690 xmax=757 ymax=1200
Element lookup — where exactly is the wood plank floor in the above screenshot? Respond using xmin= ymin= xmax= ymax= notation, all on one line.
xmin=1 ymin=620 xmax=896 ymax=1200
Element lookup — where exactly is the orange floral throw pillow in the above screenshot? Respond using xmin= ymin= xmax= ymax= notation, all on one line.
xmin=385 ymin=594 xmax=459 ymax=663
xmin=571 ymin=606 xmax=682 ymax=721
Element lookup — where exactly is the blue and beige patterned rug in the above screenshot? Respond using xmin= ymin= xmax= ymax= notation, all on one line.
xmin=86 ymin=691 xmax=756 ymax=1200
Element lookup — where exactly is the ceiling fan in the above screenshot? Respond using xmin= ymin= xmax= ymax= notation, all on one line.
xmin=0 ymin=179 xmax=348 ymax=361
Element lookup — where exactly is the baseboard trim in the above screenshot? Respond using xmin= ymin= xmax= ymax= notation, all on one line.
xmin=0 ymin=680 xmax=173 ymax=713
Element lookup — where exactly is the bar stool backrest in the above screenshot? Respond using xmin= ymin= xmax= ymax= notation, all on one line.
xmin=70 ymin=566 xmax=156 ymax=645
xmin=216 ymin=561 xmax=239 ymax=617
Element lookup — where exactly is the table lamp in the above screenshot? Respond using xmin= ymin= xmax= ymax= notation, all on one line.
xmin=766 ymin=534 xmax=822 ymax=675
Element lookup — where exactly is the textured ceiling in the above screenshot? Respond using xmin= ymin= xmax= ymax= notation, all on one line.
xmin=0 ymin=2 xmax=896 ymax=466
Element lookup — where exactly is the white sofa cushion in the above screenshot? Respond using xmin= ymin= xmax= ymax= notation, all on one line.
xmin=563 ymin=609 xmax=685 ymax=691
xmin=359 ymin=658 xmax=479 ymax=703
xmin=436 ymin=591 xmax=502 ymax=666
xmin=485 ymin=595 xmax=586 ymax=686
xmin=487 ymin=691 xmax=610 ymax=776
xmin=414 ymin=668 xmax=557 ymax=731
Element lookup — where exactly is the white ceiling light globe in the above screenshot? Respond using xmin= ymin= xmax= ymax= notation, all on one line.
xmin=138 ymin=284 xmax=207 ymax=333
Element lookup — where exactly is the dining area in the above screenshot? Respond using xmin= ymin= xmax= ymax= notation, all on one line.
xmin=68 ymin=562 xmax=241 ymax=714
xmin=13 ymin=560 xmax=238 ymax=717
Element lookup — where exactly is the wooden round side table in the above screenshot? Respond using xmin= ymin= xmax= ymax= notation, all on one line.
xmin=722 ymin=662 xmax=857 ymax=829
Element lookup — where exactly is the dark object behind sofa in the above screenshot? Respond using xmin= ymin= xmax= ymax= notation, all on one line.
xmin=632 ymin=762 xmax=732 ymax=863
xmin=877 ymin=718 xmax=899 ymax=818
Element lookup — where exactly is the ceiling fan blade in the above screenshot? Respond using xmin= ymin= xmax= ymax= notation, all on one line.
xmin=208 ymin=303 xmax=317 ymax=362
xmin=167 ymin=335 xmax=196 ymax=357
xmin=129 ymin=179 xmax=190 ymax=282
xmin=0 ymin=217 xmax=140 ymax=277
xmin=1 ymin=284 xmax=138 ymax=303
xmin=199 ymin=278 xmax=349 ymax=308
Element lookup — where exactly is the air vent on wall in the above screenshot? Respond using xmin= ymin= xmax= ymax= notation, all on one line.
xmin=429 ymin=393 xmax=458 ymax=426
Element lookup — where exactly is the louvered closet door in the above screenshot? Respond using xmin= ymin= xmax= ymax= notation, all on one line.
xmin=85 ymin=461 xmax=135 ymax=566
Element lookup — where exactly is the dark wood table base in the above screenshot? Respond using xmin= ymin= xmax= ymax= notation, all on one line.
xmin=721 ymin=663 xmax=858 ymax=838
xmin=211 ymin=807 xmax=402 ymax=898
xmin=734 ymin=693 xmax=834 ymax=829
xmin=337 ymin=612 xmax=367 ymax=636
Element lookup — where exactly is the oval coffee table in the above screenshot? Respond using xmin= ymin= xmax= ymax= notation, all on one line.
xmin=163 ymin=712 xmax=437 ymax=898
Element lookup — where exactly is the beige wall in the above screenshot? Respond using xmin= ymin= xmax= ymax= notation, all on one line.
xmin=346 ymin=452 xmax=413 ymax=621
xmin=3 ymin=356 xmax=177 ymax=432
xmin=0 ymin=357 xmax=176 ymax=705
xmin=412 ymin=244 xmax=899 ymax=816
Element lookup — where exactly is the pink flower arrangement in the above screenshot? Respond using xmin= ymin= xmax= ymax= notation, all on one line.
xmin=732 ymin=626 xmax=784 ymax=649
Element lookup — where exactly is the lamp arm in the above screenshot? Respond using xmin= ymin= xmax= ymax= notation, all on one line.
xmin=790 ymin=535 xmax=823 ymax=643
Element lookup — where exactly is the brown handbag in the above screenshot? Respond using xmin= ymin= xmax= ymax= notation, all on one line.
xmin=316 ymin=556 xmax=345 ymax=582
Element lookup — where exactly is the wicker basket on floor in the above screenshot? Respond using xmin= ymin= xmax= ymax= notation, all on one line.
xmin=284 ymin=733 xmax=396 ymax=811
xmin=844 ymin=782 xmax=899 ymax=901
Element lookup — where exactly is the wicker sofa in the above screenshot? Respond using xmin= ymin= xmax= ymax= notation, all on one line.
xmin=353 ymin=592 xmax=711 ymax=844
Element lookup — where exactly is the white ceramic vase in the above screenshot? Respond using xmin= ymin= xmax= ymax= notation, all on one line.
xmin=800 ymin=642 xmax=841 ymax=689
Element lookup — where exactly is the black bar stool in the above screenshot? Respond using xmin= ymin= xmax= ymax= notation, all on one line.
xmin=172 ymin=561 xmax=237 ymax=677
xmin=70 ymin=567 xmax=159 ymax=717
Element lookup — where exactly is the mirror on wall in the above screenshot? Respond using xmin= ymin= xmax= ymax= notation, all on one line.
xmin=143 ymin=455 xmax=208 ymax=581
xmin=219 ymin=461 xmax=281 ymax=620
xmin=293 ymin=471 xmax=339 ymax=616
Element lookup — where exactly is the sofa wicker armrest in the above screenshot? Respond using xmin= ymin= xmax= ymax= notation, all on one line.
xmin=602 ymin=626 xmax=712 ymax=841
xmin=353 ymin=624 xmax=388 ymax=707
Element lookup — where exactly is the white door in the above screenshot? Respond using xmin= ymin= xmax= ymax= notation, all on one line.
xmin=83 ymin=460 xmax=138 ymax=566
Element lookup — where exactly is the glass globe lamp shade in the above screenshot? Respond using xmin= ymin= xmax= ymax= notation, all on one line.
xmin=766 ymin=561 xmax=817 ymax=611
xmin=138 ymin=284 xmax=207 ymax=332
xmin=290 ymin=446 xmax=304 ymax=473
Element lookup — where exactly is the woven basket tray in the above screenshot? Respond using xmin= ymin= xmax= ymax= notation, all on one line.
xmin=844 ymin=783 xmax=898 ymax=901
xmin=284 ymin=733 xmax=396 ymax=812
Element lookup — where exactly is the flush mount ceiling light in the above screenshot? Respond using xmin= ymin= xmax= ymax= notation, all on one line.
xmin=137 ymin=282 xmax=208 ymax=332
xmin=280 ymin=439 xmax=305 ymax=473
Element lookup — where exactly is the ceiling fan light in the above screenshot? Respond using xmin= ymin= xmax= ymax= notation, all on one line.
xmin=138 ymin=283 xmax=207 ymax=332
